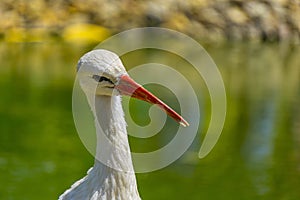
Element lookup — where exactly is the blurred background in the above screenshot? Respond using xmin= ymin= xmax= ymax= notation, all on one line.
xmin=0 ymin=0 xmax=300 ymax=199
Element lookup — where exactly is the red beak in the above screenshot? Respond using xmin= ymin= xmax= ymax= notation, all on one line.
xmin=115 ymin=75 xmax=189 ymax=127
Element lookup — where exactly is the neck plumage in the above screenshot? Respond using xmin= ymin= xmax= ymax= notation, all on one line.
xmin=94 ymin=95 xmax=134 ymax=172
xmin=59 ymin=95 xmax=141 ymax=200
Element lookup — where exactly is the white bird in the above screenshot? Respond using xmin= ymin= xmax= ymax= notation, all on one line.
xmin=59 ymin=49 xmax=189 ymax=200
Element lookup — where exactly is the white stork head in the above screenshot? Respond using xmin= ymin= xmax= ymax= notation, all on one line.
xmin=77 ymin=49 xmax=189 ymax=127
xmin=77 ymin=49 xmax=127 ymax=96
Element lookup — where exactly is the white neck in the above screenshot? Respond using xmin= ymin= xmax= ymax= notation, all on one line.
xmin=94 ymin=95 xmax=134 ymax=171
xmin=59 ymin=95 xmax=141 ymax=200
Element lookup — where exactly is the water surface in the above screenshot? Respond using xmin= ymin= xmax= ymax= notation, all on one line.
xmin=0 ymin=42 xmax=299 ymax=200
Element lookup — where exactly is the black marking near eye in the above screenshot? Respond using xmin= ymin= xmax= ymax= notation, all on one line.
xmin=92 ymin=75 xmax=114 ymax=84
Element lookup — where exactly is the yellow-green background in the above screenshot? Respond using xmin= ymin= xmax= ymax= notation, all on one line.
xmin=1 ymin=0 xmax=300 ymax=199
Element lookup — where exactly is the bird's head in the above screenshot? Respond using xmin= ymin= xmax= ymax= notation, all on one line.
xmin=77 ymin=49 xmax=127 ymax=96
xmin=77 ymin=49 xmax=189 ymax=127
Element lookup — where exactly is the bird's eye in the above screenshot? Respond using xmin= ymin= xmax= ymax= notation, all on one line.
xmin=92 ymin=75 xmax=114 ymax=84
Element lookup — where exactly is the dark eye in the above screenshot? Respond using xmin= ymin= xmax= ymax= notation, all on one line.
xmin=92 ymin=75 xmax=114 ymax=84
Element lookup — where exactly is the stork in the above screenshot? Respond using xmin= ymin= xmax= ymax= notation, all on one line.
xmin=59 ymin=49 xmax=189 ymax=200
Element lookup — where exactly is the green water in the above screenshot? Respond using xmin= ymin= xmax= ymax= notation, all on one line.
xmin=0 ymin=42 xmax=299 ymax=200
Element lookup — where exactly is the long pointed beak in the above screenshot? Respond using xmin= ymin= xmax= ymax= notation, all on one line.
xmin=115 ymin=75 xmax=189 ymax=127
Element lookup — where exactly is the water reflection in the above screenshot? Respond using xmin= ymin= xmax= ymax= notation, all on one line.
xmin=242 ymin=92 xmax=277 ymax=195
xmin=214 ymin=43 xmax=300 ymax=199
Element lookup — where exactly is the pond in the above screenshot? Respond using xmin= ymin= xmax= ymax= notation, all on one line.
xmin=0 ymin=41 xmax=299 ymax=200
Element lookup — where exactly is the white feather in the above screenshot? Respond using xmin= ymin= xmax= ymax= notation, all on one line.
xmin=59 ymin=50 xmax=141 ymax=200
